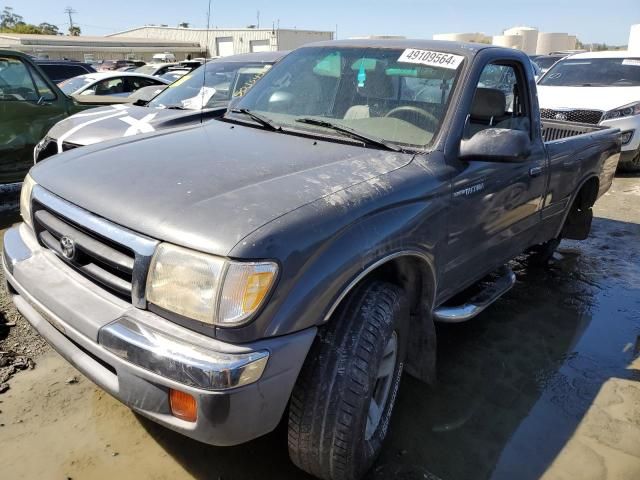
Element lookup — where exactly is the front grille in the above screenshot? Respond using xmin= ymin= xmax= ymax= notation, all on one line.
xmin=31 ymin=187 xmax=158 ymax=306
xmin=34 ymin=138 xmax=82 ymax=163
xmin=540 ymin=108 xmax=603 ymax=125
xmin=541 ymin=120 xmax=601 ymax=142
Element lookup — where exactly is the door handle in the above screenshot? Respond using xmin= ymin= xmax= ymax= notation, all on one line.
xmin=529 ymin=166 xmax=544 ymax=177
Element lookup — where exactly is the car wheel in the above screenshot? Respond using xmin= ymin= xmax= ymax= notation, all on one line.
xmin=288 ymin=281 xmax=408 ymax=480
xmin=618 ymin=149 xmax=640 ymax=173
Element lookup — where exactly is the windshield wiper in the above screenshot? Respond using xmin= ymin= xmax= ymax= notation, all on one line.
xmin=228 ymin=108 xmax=281 ymax=131
xmin=164 ymin=105 xmax=189 ymax=110
xmin=294 ymin=117 xmax=402 ymax=152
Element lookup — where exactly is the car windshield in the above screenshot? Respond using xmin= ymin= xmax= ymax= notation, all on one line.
xmin=58 ymin=76 xmax=93 ymax=94
xmin=539 ymin=57 xmax=640 ymax=86
xmin=233 ymin=47 xmax=462 ymax=148
xmin=533 ymin=56 xmax=563 ymax=70
xmin=148 ymin=61 xmax=274 ymax=110
xmin=136 ymin=65 xmax=160 ymax=75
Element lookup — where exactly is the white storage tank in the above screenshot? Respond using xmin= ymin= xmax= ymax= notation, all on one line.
xmin=433 ymin=32 xmax=490 ymax=43
xmin=536 ymin=32 xmax=569 ymax=54
xmin=566 ymin=35 xmax=577 ymax=50
xmin=503 ymin=26 xmax=539 ymax=54
xmin=492 ymin=34 xmax=523 ymax=50
xmin=629 ymin=24 xmax=640 ymax=53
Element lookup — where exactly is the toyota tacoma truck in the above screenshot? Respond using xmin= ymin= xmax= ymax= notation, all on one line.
xmin=3 ymin=40 xmax=621 ymax=480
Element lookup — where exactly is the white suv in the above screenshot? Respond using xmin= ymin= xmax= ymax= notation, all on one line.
xmin=537 ymin=51 xmax=640 ymax=172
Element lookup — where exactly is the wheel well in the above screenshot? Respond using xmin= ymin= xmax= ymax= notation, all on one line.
xmin=333 ymin=255 xmax=438 ymax=385
xmin=574 ymin=176 xmax=599 ymax=211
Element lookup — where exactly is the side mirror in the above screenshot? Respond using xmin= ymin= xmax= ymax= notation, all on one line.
xmin=460 ymin=128 xmax=531 ymax=162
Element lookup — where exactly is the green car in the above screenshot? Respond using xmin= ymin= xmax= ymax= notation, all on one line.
xmin=0 ymin=49 xmax=130 ymax=187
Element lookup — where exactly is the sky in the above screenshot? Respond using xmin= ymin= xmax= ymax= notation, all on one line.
xmin=6 ymin=0 xmax=639 ymax=45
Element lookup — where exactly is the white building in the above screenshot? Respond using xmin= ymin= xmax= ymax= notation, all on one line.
xmin=0 ymin=33 xmax=203 ymax=61
xmin=108 ymin=26 xmax=334 ymax=57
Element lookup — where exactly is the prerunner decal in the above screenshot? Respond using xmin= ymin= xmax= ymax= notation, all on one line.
xmin=398 ymin=49 xmax=464 ymax=70
xmin=622 ymin=59 xmax=640 ymax=67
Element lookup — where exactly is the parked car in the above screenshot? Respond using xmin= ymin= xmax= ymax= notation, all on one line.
xmin=135 ymin=62 xmax=177 ymax=77
xmin=5 ymin=40 xmax=621 ymax=480
xmin=152 ymin=52 xmax=177 ymax=63
xmin=35 ymin=51 xmax=287 ymax=161
xmin=531 ymin=53 xmax=567 ymax=74
xmin=537 ymin=50 xmax=640 ymax=171
xmin=33 ymin=59 xmax=96 ymax=83
xmin=0 ymin=50 xmax=132 ymax=186
xmin=57 ymin=72 xmax=170 ymax=97
xmin=159 ymin=69 xmax=191 ymax=83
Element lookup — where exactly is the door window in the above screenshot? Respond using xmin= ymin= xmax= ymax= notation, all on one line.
xmin=465 ymin=62 xmax=530 ymax=139
xmin=0 ymin=56 xmax=39 ymax=101
xmin=127 ymin=76 xmax=159 ymax=92
xmin=93 ymin=77 xmax=125 ymax=95
xmin=28 ymin=65 xmax=56 ymax=101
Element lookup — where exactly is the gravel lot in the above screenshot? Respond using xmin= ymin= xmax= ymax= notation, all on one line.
xmin=0 ymin=176 xmax=638 ymax=480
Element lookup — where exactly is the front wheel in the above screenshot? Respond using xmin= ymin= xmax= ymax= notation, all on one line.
xmin=288 ymin=281 xmax=408 ymax=480
xmin=618 ymin=149 xmax=640 ymax=173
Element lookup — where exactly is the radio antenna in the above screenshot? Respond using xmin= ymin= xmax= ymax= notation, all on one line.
xmin=201 ymin=0 xmax=212 ymax=122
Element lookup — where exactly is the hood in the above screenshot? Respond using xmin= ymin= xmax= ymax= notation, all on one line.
xmin=48 ymin=104 xmax=215 ymax=146
xmin=537 ymin=85 xmax=640 ymax=113
xmin=32 ymin=121 xmax=413 ymax=256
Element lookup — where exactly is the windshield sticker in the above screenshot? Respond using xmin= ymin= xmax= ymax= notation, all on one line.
xmin=398 ymin=49 xmax=464 ymax=70
xmin=181 ymin=86 xmax=217 ymax=109
xmin=357 ymin=60 xmax=367 ymax=87
xmin=622 ymin=59 xmax=640 ymax=67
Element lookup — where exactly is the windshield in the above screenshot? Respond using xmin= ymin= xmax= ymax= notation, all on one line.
xmin=148 ymin=61 xmax=274 ymax=110
xmin=234 ymin=47 xmax=462 ymax=148
xmin=533 ymin=56 xmax=563 ymax=70
xmin=58 ymin=76 xmax=93 ymax=94
xmin=540 ymin=57 xmax=640 ymax=87
xmin=135 ymin=65 xmax=160 ymax=75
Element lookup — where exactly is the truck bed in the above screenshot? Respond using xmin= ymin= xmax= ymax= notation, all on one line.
xmin=541 ymin=119 xmax=605 ymax=142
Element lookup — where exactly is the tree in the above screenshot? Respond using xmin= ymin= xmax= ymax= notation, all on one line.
xmin=38 ymin=22 xmax=60 ymax=35
xmin=0 ymin=6 xmax=22 ymax=29
xmin=68 ymin=25 xmax=80 ymax=36
xmin=178 ymin=22 xmax=189 ymax=28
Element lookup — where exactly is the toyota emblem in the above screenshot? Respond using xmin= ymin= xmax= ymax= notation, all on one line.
xmin=60 ymin=236 xmax=76 ymax=260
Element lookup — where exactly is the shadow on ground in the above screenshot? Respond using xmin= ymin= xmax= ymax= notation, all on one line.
xmin=130 ymin=216 xmax=640 ymax=480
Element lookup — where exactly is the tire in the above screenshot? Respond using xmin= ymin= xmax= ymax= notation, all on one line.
xmin=288 ymin=281 xmax=409 ymax=480
xmin=618 ymin=149 xmax=640 ymax=173
xmin=528 ymin=237 xmax=561 ymax=266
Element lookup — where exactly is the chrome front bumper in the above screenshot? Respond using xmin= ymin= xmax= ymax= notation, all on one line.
xmin=3 ymin=224 xmax=316 ymax=446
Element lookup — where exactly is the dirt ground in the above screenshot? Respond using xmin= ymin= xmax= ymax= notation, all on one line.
xmin=0 ymin=176 xmax=639 ymax=480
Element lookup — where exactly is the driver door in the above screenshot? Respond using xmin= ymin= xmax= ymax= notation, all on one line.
xmin=440 ymin=60 xmax=547 ymax=300
xmin=0 ymin=55 xmax=66 ymax=184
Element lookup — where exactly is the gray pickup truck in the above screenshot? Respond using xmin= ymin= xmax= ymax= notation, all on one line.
xmin=3 ymin=40 xmax=620 ymax=480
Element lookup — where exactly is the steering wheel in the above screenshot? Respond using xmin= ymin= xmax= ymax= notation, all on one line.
xmin=385 ymin=105 xmax=439 ymax=129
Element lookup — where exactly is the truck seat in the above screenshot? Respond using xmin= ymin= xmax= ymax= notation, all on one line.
xmin=465 ymin=88 xmax=506 ymax=138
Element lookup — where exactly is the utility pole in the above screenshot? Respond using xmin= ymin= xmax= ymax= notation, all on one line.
xmin=257 ymin=10 xmax=260 ymax=29
xmin=64 ymin=6 xmax=77 ymax=29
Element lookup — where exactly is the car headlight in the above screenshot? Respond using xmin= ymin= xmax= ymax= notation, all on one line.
xmin=602 ymin=101 xmax=640 ymax=121
xmin=146 ymin=243 xmax=277 ymax=327
xmin=19 ymin=174 xmax=36 ymax=229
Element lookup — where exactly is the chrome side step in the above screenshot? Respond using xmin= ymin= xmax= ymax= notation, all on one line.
xmin=434 ymin=266 xmax=516 ymax=323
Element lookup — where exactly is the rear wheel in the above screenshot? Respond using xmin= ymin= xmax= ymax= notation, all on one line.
xmin=288 ymin=281 xmax=408 ymax=480
xmin=618 ymin=149 xmax=640 ymax=173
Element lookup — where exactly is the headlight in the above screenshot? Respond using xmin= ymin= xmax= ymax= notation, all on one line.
xmin=19 ymin=174 xmax=36 ymax=228
xmin=146 ymin=243 xmax=277 ymax=327
xmin=602 ymin=101 xmax=640 ymax=121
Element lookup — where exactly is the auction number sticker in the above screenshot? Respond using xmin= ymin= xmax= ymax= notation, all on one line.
xmin=398 ymin=49 xmax=464 ymax=70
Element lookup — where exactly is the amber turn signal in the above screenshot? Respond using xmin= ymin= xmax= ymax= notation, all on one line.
xmin=169 ymin=389 xmax=197 ymax=422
